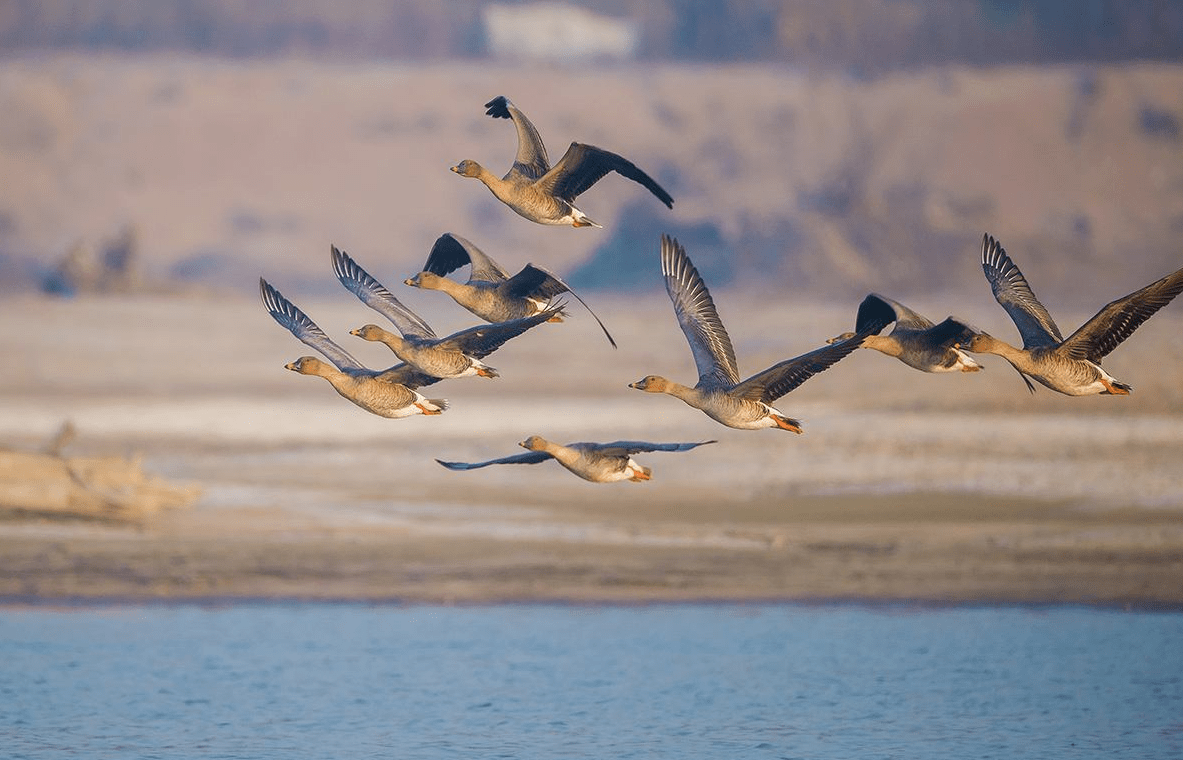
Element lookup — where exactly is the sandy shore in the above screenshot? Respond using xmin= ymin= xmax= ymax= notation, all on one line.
xmin=2 ymin=292 xmax=1182 ymax=607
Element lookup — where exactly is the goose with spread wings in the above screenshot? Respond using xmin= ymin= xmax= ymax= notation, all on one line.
xmin=259 ymin=278 xmax=447 ymax=418
xmin=332 ymin=245 xmax=561 ymax=380
xmin=960 ymin=234 xmax=1183 ymax=395
xmin=403 ymin=233 xmax=616 ymax=347
xmin=450 ymin=96 xmax=673 ymax=228
xmin=827 ymin=293 xmax=982 ymax=373
xmin=629 ymin=235 xmax=894 ymax=432
xmin=436 ymin=436 xmax=715 ymax=483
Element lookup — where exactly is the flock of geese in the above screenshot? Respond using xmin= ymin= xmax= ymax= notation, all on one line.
xmin=260 ymin=95 xmax=1183 ymax=484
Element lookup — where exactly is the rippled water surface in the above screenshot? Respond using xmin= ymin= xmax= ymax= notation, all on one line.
xmin=2 ymin=603 xmax=1181 ymax=759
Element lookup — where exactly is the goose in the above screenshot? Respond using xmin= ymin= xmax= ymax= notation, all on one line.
xmin=827 ymin=293 xmax=982 ymax=373
xmin=629 ymin=235 xmax=894 ymax=432
xmin=403 ymin=232 xmax=617 ymax=347
xmin=332 ymin=245 xmax=560 ymax=380
xmin=259 ymin=278 xmax=447 ymax=418
xmin=961 ymin=233 xmax=1183 ymax=395
xmin=450 ymin=95 xmax=673 ymax=228
xmin=436 ymin=436 xmax=716 ymax=483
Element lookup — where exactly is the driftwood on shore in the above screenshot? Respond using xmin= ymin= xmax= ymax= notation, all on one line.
xmin=0 ymin=425 xmax=199 ymax=522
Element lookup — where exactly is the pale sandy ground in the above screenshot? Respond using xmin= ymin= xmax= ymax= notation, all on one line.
xmin=3 ymin=56 xmax=1182 ymax=605
xmin=1 ymin=289 xmax=1182 ymax=606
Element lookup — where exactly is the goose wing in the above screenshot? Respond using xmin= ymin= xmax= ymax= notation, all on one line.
xmin=485 ymin=96 xmax=550 ymax=182
xmin=436 ymin=451 xmax=553 ymax=470
xmin=981 ymin=234 xmax=1063 ymax=349
xmin=732 ymin=339 xmax=866 ymax=404
xmin=372 ymin=363 xmax=441 ymax=390
xmin=259 ymin=278 xmax=364 ymax=371
xmin=925 ymin=317 xmax=979 ymax=348
xmin=537 ymin=142 xmax=674 ymax=208
xmin=733 ymin=295 xmax=894 ymax=403
xmin=332 ymin=245 xmax=437 ymax=341
xmin=863 ymin=292 xmax=934 ymax=331
xmin=1060 ymin=265 xmax=1183 ymax=362
xmin=660 ymin=235 xmax=740 ymax=388
xmin=504 ymin=263 xmax=617 ymax=348
xmin=434 ymin=303 xmax=564 ymax=358
xmin=502 ymin=263 xmax=569 ymax=300
xmin=588 ymin=440 xmax=718 ymax=457
xmin=422 ymin=232 xmax=510 ymax=283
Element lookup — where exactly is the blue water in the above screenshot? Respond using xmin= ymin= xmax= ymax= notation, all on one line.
xmin=1 ymin=603 xmax=1180 ymax=759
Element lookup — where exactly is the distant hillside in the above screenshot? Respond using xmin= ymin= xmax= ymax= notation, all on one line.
xmin=1 ymin=57 xmax=1180 ymax=304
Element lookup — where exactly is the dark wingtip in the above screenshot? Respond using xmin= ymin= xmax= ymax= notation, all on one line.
xmin=982 ymin=232 xmax=1006 ymax=266
xmin=484 ymin=96 xmax=511 ymax=119
xmin=853 ymin=293 xmax=896 ymax=336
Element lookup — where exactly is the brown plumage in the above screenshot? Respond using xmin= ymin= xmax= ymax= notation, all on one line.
xmin=629 ymin=235 xmax=893 ymax=432
xmin=451 ymin=96 xmax=673 ymax=228
xmin=962 ymin=233 xmax=1183 ymax=395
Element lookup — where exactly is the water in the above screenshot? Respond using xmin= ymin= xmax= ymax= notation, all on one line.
xmin=2 ymin=603 xmax=1180 ymax=759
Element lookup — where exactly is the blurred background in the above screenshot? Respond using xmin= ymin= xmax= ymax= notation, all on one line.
xmin=1 ymin=1 xmax=1183 ymax=533
xmin=3 ymin=0 xmax=1182 ymax=304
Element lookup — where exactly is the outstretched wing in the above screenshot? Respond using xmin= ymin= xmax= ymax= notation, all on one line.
xmin=537 ymin=143 xmax=674 ymax=208
xmin=436 ymin=303 xmax=564 ymax=358
xmin=485 ymin=96 xmax=550 ymax=181
xmin=981 ymin=234 xmax=1063 ymax=349
xmin=422 ymin=233 xmax=510 ymax=284
xmin=332 ymin=245 xmax=437 ymax=341
xmin=259 ymin=278 xmax=364 ymax=371
xmin=590 ymin=440 xmax=718 ymax=457
xmin=659 ymin=234 xmax=739 ymax=388
xmin=1060 ymin=264 xmax=1183 ymax=362
xmin=504 ymin=263 xmax=616 ymax=348
xmin=436 ymin=451 xmax=553 ymax=470
xmin=733 ymin=337 xmax=868 ymax=404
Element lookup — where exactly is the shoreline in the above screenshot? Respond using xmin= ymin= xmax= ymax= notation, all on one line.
xmin=3 ymin=594 xmax=1180 ymax=612
xmin=3 ymin=489 xmax=1180 ymax=609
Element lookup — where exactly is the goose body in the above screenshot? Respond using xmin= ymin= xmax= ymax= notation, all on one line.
xmin=451 ymin=96 xmax=673 ymax=228
xmin=332 ymin=245 xmax=560 ymax=380
xmin=404 ymin=233 xmax=616 ymax=347
xmin=259 ymin=279 xmax=447 ymax=418
xmin=629 ymin=235 xmax=894 ymax=432
xmin=963 ymin=234 xmax=1183 ymax=396
xmin=828 ymin=293 xmax=981 ymax=373
xmin=437 ymin=436 xmax=715 ymax=483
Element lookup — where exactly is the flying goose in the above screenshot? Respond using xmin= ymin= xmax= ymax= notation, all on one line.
xmin=403 ymin=233 xmax=616 ymax=347
xmin=436 ymin=436 xmax=716 ymax=483
xmin=332 ymin=245 xmax=561 ymax=380
xmin=827 ymin=293 xmax=982 ymax=373
xmin=629 ymin=235 xmax=894 ymax=432
xmin=259 ymin=278 xmax=447 ymax=418
xmin=961 ymin=233 xmax=1183 ymax=395
xmin=450 ymin=95 xmax=673 ymax=228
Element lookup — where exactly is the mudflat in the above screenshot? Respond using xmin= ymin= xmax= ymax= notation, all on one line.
xmin=2 ymin=293 xmax=1181 ymax=607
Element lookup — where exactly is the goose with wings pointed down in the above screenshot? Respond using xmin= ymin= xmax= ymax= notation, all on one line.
xmin=436 ymin=436 xmax=715 ymax=483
